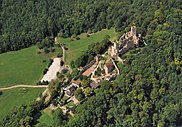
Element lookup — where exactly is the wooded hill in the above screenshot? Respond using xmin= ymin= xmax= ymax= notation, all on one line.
xmin=0 ymin=0 xmax=179 ymax=53
xmin=0 ymin=0 xmax=181 ymax=127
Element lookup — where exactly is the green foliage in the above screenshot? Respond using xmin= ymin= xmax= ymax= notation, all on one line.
xmin=52 ymin=108 xmax=67 ymax=126
xmin=36 ymin=108 xmax=53 ymax=127
xmin=74 ymin=88 xmax=85 ymax=101
xmin=84 ymin=87 xmax=94 ymax=97
xmin=0 ymin=0 xmax=182 ymax=127
xmin=74 ymin=39 xmax=111 ymax=67
xmin=0 ymin=0 xmax=116 ymax=53
xmin=59 ymin=28 xmax=116 ymax=65
xmin=81 ymin=79 xmax=91 ymax=88
xmin=95 ymin=67 xmax=102 ymax=76
xmin=71 ymin=68 xmax=79 ymax=77
xmin=0 ymin=88 xmax=44 ymax=122
xmin=66 ymin=1 xmax=182 ymax=127
xmin=0 ymin=92 xmax=45 ymax=127
xmin=37 ymin=37 xmax=54 ymax=50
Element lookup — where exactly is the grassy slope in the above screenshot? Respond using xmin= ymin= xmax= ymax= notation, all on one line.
xmin=58 ymin=28 xmax=117 ymax=64
xmin=36 ymin=108 xmax=54 ymax=126
xmin=0 ymin=88 xmax=44 ymax=121
xmin=0 ymin=46 xmax=49 ymax=87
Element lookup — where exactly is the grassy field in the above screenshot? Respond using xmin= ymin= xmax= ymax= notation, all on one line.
xmin=58 ymin=28 xmax=117 ymax=64
xmin=0 ymin=46 xmax=49 ymax=87
xmin=36 ymin=108 xmax=54 ymax=126
xmin=0 ymin=88 xmax=44 ymax=121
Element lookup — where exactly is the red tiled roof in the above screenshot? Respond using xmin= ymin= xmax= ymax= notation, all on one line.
xmin=71 ymin=80 xmax=81 ymax=86
xmin=82 ymin=66 xmax=95 ymax=76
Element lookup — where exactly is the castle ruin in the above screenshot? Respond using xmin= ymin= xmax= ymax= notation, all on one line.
xmin=108 ymin=26 xmax=141 ymax=60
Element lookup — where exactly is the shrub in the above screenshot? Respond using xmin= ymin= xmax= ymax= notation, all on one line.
xmin=60 ymin=60 xmax=64 ymax=66
xmin=42 ymin=60 xmax=47 ymax=63
xmin=57 ymin=53 xmax=63 ymax=57
xmin=70 ymin=38 xmax=74 ymax=41
xmin=76 ymin=36 xmax=80 ymax=40
xmin=37 ymin=51 xmax=41 ymax=54
xmin=43 ymin=68 xmax=48 ymax=74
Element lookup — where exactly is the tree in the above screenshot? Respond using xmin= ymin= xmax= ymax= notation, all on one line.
xmin=60 ymin=60 xmax=64 ymax=66
xmin=81 ymin=79 xmax=91 ymax=88
xmin=84 ymin=87 xmax=94 ymax=97
xmin=52 ymin=108 xmax=66 ymax=126
xmin=74 ymin=88 xmax=85 ymax=101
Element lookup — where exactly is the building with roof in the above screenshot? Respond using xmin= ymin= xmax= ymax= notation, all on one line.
xmin=108 ymin=26 xmax=141 ymax=60
xmin=63 ymin=80 xmax=81 ymax=97
xmin=90 ymin=81 xmax=100 ymax=89
xmin=71 ymin=80 xmax=81 ymax=88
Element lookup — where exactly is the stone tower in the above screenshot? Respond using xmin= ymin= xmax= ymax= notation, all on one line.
xmin=130 ymin=26 xmax=136 ymax=36
xmin=111 ymin=42 xmax=119 ymax=60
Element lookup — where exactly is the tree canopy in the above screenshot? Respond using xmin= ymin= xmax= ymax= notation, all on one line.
xmin=0 ymin=0 xmax=181 ymax=127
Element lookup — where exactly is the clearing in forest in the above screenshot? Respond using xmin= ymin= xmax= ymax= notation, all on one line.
xmin=57 ymin=28 xmax=117 ymax=65
xmin=0 ymin=46 xmax=49 ymax=87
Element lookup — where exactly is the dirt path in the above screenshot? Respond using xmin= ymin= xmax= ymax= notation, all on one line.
xmin=61 ymin=46 xmax=65 ymax=62
xmin=55 ymin=37 xmax=65 ymax=62
xmin=0 ymin=85 xmax=48 ymax=91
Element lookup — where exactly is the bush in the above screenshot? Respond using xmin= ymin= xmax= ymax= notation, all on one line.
xmin=37 ymin=51 xmax=41 ymax=54
xmin=42 ymin=60 xmax=47 ymax=63
xmin=57 ymin=53 xmax=63 ymax=57
xmin=50 ymin=48 xmax=55 ymax=52
xmin=76 ymin=36 xmax=80 ymax=40
xmin=60 ymin=60 xmax=64 ymax=66
xmin=43 ymin=47 xmax=49 ymax=54
xmin=48 ymin=59 xmax=53 ymax=67
xmin=52 ymin=98 xmax=58 ymax=106
xmin=70 ymin=38 xmax=74 ymax=41
xmin=37 ymin=80 xmax=49 ymax=85
xmin=74 ymin=88 xmax=85 ymax=101
xmin=43 ymin=68 xmax=48 ymax=74
xmin=62 ymin=68 xmax=68 ymax=74
xmin=71 ymin=34 xmax=77 ymax=38
xmin=55 ymin=43 xmax=61 ymax=47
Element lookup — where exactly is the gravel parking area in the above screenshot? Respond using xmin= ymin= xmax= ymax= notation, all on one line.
xmin=41 ymin=58 xmax=61 ymax=82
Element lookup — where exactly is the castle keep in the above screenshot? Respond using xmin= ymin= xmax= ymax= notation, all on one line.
xmin=108 ymin=26 xmax=141 ymax=60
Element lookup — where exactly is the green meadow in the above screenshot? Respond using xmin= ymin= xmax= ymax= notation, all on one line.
xmin=0 ymin=46 xmax=49 ymax=87
xmin=58 ymin=28 xmax=117 ymax=64
xmin=0 ymin=88 xmax=44 ymax=121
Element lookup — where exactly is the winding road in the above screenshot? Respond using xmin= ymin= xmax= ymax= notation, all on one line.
xmin=0 ymin=85 xmax=48 ymax=91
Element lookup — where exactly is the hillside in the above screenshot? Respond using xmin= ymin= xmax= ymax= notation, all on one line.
xmin=58 ymin=28 xmax=117 ymax=64
xmin=1 ymin=0 xmax=180 ymax=53
xmin=0 ymin=0 xmax=181 ymax=127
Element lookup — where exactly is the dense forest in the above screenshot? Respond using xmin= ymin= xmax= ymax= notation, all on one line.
xmin=1 ymin=0 xmax=179 ymax=53
xmin=0 ymin=0 xmax=182 ymax=127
